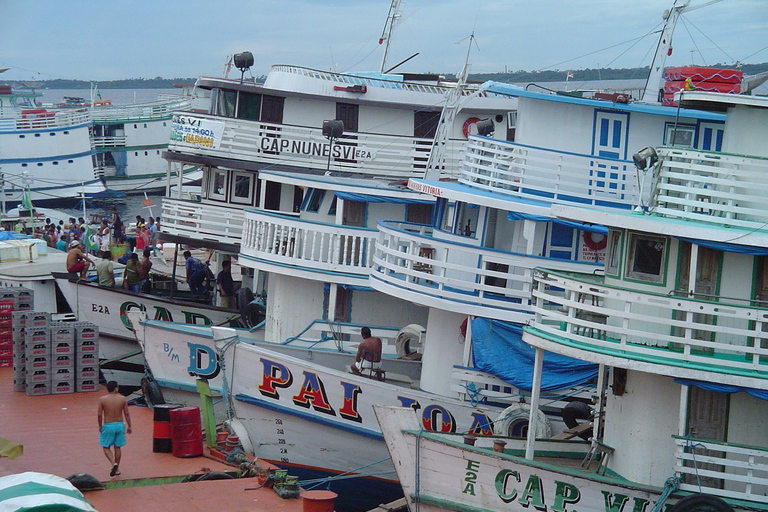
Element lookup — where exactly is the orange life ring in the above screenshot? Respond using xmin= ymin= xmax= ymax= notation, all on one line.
xmin=462 ymin=117 xmax=482 ymax=138
xmin=582 ymin=231 xmax=607 ymax=252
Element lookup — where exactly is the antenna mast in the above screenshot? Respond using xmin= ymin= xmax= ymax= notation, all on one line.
xmin=379 ymin=0 xmax=407 ymax=74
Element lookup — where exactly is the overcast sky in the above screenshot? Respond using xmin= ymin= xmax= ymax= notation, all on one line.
xmin=2 ymin=0 xmax=766 ymax=82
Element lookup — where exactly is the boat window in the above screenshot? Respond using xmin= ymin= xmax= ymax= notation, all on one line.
xmin=406 ymin=203 xmax=433 ymax=225
xmin=304 ymin=189 xmax=326 ymax=213
xmin=237 ymin=92 xmax=261 ymax=121
xmin=455 ymin=202 xmax=479 ymax=238
xmin=209 ymin=170 xmax=227 ymax=200
xmin=336 ymin=103 xmax=359 ymax=133
xmin=625 ymin=232 xmax=667 ymax=284
xmin=414 ymin=111 xmax=440 ymax=139
xmin=230 ymin=172 xmax=254 ymax=204
xmin=439 ymin=202 xmax=456 ymax=233
xmin=328 ymin=195 xmax=337 ymax=215
xmin=664 ymin=123 xmax=696 ymax=148
xmin=212 ymin=89 xmax=237 ymax=118
xmin=605 ymin=229 xmax=623 ymax=277
xmin=260 ymin=95 xmax=285 ymax=124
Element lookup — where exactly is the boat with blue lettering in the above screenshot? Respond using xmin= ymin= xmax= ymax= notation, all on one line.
xmin=374 ymin=43 xmax=768 ymax=512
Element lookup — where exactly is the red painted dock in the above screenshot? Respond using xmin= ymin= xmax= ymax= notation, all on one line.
xmin=0 ymin=368 xmax=307 ymax=512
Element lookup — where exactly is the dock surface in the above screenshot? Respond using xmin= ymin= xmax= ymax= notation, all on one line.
xmin=0 ymin=367 xmax=304 ymax=512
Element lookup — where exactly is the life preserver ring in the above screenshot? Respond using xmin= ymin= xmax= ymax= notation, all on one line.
xmin=561 ymin=401 xmax=593 ymax=440
xmin=396 ymin=324 xmax=426 ymax=358
xmin=493 ymin=403 xmax=552 ymax=439
xmin=462 ymin=117 xmax=482 ymax=138
xmin=582 ymin=231 xmax=607 ymax=252
xmin=668 ymin=494 xmax=735 ymax=512
xmin=141 ymin=374 xmax=165 ymax=408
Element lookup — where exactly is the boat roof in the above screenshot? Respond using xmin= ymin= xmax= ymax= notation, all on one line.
xmin=552 ymin=204 xmax=768 ymax=249
xmin=483 ymin=81 xmax=727 ymax=121
xmin=676 ymin=90 xmax=768 ymax=112
xmin=408 ymin=178 xmax=556 ymax=217
xmin=259 ymin=169 xmax=429 ymax=200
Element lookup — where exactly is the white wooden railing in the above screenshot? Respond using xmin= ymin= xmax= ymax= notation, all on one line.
xmin=88 ymin=98 xmax=191 ymax=122
xmin=166 ymin=113 xmax=466 ymax=179
xmin=674 ymin=436 xmax=768 ymax=501
xmin=651 ymin=147 xmax=768 ymax=231
xmin=91 ymin=135 xmax=128 ymax=147
xmin=0 ymin=108 xmax=91 ymax=132
xmin=461 ymin=136 xmax=642 ymax=209
xmin=370 ymin=221 xmax=599 ymax=323
xmin=161 ymin=198 xmax=244 ymax=246
xmin=529 ymin=269 xmax=768 ymax=376
xmin=240 ymin=209 xmax=377 ymax=280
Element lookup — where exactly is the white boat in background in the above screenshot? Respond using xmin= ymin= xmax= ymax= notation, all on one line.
xmin=375 ymin=71 xmax=768 ymax=512
xmin=86 ymin=95 xmax=203 ymax=194
xmin=0 ymin=85 xmax=107 ymax=205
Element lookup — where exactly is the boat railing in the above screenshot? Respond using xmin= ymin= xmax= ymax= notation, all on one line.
xmin=461 ymin=136 xmax=643 ymax=209
xmin=88 ymin=98 xmax=192 ymax=122
xmin=161 ymin=198 xmax=244 ymax=246
xmin=371 ymin=221 xmax=599 ymax=323
xmin=240 ymin=209 xmax=377 ymax=278
xmin=528 ymin=268 xmax=768 ymax=378
xmin=673 ymin=435 xmax=768 ymax=501
xmin=0 ymin=108 xmax=92 ymax=131
xmin=166 ymin=112 xmax=465 ymax=179
xmin=651 ymin=147 xmax=768 ymax=231
xmin=90 ymin=135 xmax=128 ymax=148
xmin=269 ymin=64 xmax=484 ymax=96
xmin=282 ymin=318 xmax=402 ymax=352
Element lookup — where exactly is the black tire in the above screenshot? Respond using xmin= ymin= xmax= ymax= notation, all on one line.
xmin=668 ymin=494 xmax=735 ymax=512
xmin=141 ymin=375 xmax=165 ymax=408
xmin=561 ymin=401 xmax=593 ymax=440
xmin=67 ymin=473 xmax=104 ymax=491
xmin=244 ymin=302 xmax=266 ymax=328
xmin=237 ymin=287 xmax=255 ymax=311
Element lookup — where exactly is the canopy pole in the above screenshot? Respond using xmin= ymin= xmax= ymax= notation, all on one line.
xmin=525 ymin=347 xmax=544 ymax=460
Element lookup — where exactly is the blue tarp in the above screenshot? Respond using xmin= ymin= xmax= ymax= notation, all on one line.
xmin=677 ymin=237 xmax=768 ymax=256
xmin=0 ymin=231 xmax=29 ymax=240
xmin=334 ymin=192 xmax=432 ymax=204
xmin=674 ymin=378 xmax=768 ymax=401
xmin=471 ymin=317 xmax=599 ymax=391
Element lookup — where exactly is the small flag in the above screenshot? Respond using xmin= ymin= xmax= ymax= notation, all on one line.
xmin=84 ymin=224 xmax=99 ymax=252
xmin=21 ymin=187 xmax=33 ymax=211
xmin=567 ymin=72 xmax=574 ymax=79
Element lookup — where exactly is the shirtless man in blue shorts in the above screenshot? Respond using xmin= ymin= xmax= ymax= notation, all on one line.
xmin=98 ymin=381 xmax=132 ymax=476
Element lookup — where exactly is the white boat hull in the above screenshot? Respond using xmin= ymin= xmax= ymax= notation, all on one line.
xmin=375 ymin=406 xmax=682 ymax=512
xmin=53 ymin=274 xmax=241 ymax=340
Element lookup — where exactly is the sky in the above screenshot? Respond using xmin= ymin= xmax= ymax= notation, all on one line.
xmin=1 ymin=0 xmax=766 ymax=82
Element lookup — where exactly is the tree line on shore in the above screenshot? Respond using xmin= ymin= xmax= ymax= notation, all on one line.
xmin=2 ymin=62 xmax=767 ymax=89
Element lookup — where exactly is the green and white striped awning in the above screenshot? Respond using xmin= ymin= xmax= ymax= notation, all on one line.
xmin=0 ymin=472 xmax=97 ymax=512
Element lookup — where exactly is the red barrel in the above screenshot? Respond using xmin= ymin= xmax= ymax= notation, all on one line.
xmin=169 ymin=406 xmax=203 ymax=458
xmin=152 ymin=404 xmax=179 ymax=453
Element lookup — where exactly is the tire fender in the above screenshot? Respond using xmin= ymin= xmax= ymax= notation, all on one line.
xmin=668 ymin=494 xmax=735 ymax=512
xmin=561 ymin=401 xmax=593 ymax=440
xmin=396 ymin=324 xmax=426 ymax=358
xmin=494 ymin=403 xmax=552 ymax=439
xmin=141 ymin=375 xmax=165 ymax=408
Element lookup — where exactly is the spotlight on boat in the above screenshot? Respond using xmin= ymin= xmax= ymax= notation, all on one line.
xmin=322 ymin=120 xmax=344 ymax=140
xmin=234 ymin=51 xmax=254 ymax=84
xmin=632 ymin=146 xmax=658 ymax=171
xmin=475 ymin=119 xmax=495 ymax=136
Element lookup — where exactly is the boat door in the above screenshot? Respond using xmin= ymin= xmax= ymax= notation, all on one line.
xmin=686 ymin=386 xmax=728 ymax=489
xmin=697 ymin=122 xmax=725 ymax=151
xmin=342 ymin=200 xmax=366 ymax=264
xmin=591 ymin=111 xmax=629 ymax=199
xmin=676 ymin=243 xmax=722 ymax=347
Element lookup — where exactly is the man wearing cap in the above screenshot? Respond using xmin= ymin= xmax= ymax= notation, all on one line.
xmin=66 ymin=240 xmax=94 ymax=280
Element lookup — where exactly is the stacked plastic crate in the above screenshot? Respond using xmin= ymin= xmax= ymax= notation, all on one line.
xmin=51 ymin=322 xmax=76 ymax=394
xmin=75 ymin=322 xmax=100 ymax=392
xmin=11 ymin=311 xmax=27 ymax=391
xmin=0 ymin=299 xmax=11 ymax=369
xmin=24 ymin=312 xmax=52 ymax=396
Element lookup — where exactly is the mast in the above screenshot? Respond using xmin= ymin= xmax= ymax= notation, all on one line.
xmin=641 ymin=0 xmax=723 ymax=103
xmin=423 ymin=34 xmax=474 ymax=181
xmin=379 ymin=0 xmax=407 ymax=74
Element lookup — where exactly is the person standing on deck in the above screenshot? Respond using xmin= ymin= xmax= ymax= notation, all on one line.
xmin=123 ymin=253 xmax=141 ymax=292
xmin=147 ymin=217 xmax=158 ymax=255
xmin=98 ymin=381 xmax=132 ymax=477
xmin=183 ymin=250 xmax=206 ymax=296
xmin=217 ymin=259 xmax=235 ymax=308
xmin=96 ymin=251 xmax=115 ymax=287
xmin=138 ymin=248 xmax=152 ymax=293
